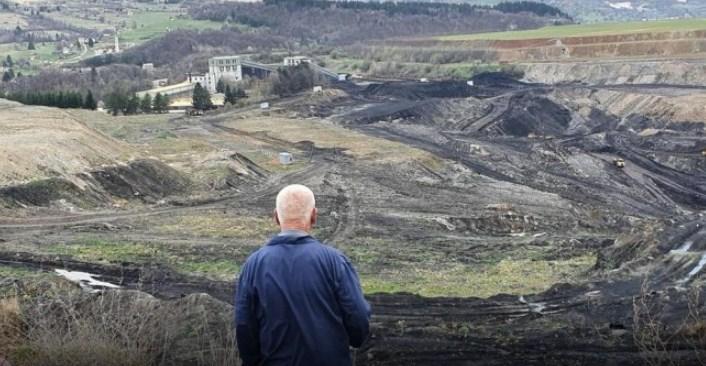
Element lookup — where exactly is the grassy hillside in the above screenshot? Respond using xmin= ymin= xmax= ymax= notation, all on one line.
xmin=437 ymin=17 xmax=706 ymax=41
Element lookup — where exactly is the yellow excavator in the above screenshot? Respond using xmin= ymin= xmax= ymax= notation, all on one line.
xmin=613 ymin=158 xmax=625 ymax=168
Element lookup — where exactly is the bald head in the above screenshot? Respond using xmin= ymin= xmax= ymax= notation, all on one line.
xmin=275 ymin=184 xmax=317 ymax=232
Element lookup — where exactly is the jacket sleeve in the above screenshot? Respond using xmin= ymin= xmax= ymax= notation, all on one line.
xmin=335 ymin=254 xmax=372 ymax=348
xmin=235 ymin=260 xmax=261 ymax=366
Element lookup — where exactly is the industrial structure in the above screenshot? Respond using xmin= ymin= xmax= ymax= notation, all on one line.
xmin=198 ymin=55 xmax=338 ymax=92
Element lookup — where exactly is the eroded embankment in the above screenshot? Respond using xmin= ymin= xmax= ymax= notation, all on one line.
xmin=0 ymin=159 xmax=191 ymax=208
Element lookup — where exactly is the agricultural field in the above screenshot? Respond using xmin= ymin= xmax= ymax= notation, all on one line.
xmin=437 ymin=17 xmax=706 ymax=41
xmin=119 ymin=11 xmax=224 ymax=45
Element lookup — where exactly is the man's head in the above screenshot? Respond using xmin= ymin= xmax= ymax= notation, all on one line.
xmin=274 ymin=184 xmax=317 ymax=233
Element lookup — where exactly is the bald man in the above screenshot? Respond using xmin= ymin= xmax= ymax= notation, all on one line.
xmin=235 ymin=184 xmax=371 ymax=366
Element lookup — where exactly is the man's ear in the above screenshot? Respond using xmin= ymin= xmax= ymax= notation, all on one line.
xmin=274 ymin=209 xmax=281 ymax=227
xmin=310 ymin=207 xmax=317 ymax=227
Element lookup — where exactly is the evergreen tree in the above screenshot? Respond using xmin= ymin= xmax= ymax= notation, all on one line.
xmin=84 ymin=91 xmax=97 ymax=110
xmin=105 ymin=91 xmax=128 ymax=116
xmin=161 ymin=94 xmax=170 ymax=112
xmin=153 ymin=92 xmax=170 ymax=113
xmin=216 ymin=78 xmax=225 ymax=94
xmin=192 ymin=83 xmax=213 ymax=111
xmin=90 ymin=67 xmax=98 ymax=84
xmin=28 ymin=39 xmax=35 ymax=50
xmin=57 ymin=91 xmax=66 ymax=108
xmin=152 ymin=93 xmax=163 ymax=113
xmin=140 ymin=93 xmax=152 ymax=113
xmin=126 ymin=94 xmax=140 ymax=115
xmin=224 ymin=85 xmax=239 ymax=105
xmin=88 ymin=38 xmax=94 ymax=48
xmin=2 ymin=69 xmax=13 ymax=82
xmin=5 ymin=55 xmax=13 ymax=67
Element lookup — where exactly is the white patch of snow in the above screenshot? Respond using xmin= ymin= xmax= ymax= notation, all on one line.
xmin=678 ymin=253 xmax=706 ymax=285
xmin=607 ymin=1 xmax=634 ymax=9
xmin=670 ymin=240 xmax=694 ymax=255
xmin=55 ymin=269 xmax=120 ymax=290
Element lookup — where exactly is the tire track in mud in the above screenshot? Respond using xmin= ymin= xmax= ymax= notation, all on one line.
xmin=323 ymin=172 xmax=358 ymax=245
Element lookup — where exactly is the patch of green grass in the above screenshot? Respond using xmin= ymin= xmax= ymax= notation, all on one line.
xmin=359 ymin=255 xmax=597 ymax=298
xmin=0 ymin=265 xmax=39 ymax=279
xmin=176 ymin=260 xmax=240 ymax=280
xmin=120 ymin=11 xmax=223 ymax=44
xmin=0 ymin=43 xmax=63 ymax=75
xmin=44 ymin=237 xmax=249 ymax=280
xmin=159 ymin=213 xmax=274 ymax=239
xmin=437 ymin=18 xmax=706 ymax=41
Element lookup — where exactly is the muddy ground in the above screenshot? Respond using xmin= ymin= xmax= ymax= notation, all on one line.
xmin=1 ymin=74 xmax=706 ymax=364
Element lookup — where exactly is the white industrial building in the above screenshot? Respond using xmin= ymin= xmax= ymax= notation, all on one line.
xmin=206 ymin=55 xmax=244 ymax=92
xmin=186 ymin=72 xmax=207 ymax=85
xmin=283 ymin=56 xmax=311 ymax=66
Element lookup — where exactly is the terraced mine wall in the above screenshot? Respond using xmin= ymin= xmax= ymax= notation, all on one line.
xmin=392 ymin=30 xmax=706 ymax=63
xmin=518 ymin=60 xmax=706 ymax=86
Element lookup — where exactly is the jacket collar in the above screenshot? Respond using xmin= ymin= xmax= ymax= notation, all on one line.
xmin=267 ymin=230 xmax=312 ymax=246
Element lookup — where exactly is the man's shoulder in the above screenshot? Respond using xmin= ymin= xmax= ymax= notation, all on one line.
xmin=242 ymin=236 xmax=347 ymax=267
xmin=309 ymin=237 xmax=346 ymax=257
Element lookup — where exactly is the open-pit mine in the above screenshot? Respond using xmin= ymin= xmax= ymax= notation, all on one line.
xmin=3 ymin=27 xmax=706 ymax=366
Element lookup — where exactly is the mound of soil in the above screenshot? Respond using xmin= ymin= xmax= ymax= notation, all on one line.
xmin=485 ymin=92 xmax=573 ymax=137
xmin=363 ymin=81 xmax=475 ymax=100
xmin=0 ymin=159 xmax=190 ymax=208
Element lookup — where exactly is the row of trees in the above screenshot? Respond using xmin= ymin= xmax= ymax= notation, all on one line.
xmin=104 ymin=91 xmax=170 ymax=116
xmin=192 ymin=82 xmax=247 ymax=112
xmin=272 ymin=63 xmax=320 ymax=96
xmin=4 ymin=90 xmax=97 ymax=110
xmin=256 ymin=0 xmax=567 ymax=18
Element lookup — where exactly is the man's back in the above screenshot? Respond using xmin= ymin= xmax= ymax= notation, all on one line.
xmin=235 ymin=231 xmax=371 ymax=366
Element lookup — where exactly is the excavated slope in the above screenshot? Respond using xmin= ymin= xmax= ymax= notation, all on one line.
xmin=0 ymin=99 xmax=131 ymax=187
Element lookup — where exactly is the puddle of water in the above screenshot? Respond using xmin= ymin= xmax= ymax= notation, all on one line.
xmin=678 ymin=252 xmax=706 ymax=285
xmin=55 ymin=269 xmax=120 ymax=290
xmin=670 ymin=240 xmax=694 ymax=255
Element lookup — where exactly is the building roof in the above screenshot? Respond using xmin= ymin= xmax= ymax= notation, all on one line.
xmin=210 ymin=55 xmax=243 ymax=61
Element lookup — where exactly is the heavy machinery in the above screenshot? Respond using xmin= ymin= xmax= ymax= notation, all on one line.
xmin=613 ymin=158 xmax=625 ymax=168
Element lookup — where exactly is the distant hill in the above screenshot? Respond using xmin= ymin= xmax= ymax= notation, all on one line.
xmin=445 ymin=0 xmax=706 ymax=22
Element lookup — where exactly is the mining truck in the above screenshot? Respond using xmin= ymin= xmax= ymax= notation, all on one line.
xmin=613 ymin=158 xmax=625 ymax=168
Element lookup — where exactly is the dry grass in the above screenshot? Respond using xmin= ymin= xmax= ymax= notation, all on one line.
xmin=0 ymin=297 xmax=23 ymax=357
xmin=2 ymin=284 xmax=238 ymax=366
xmin=159 ymin=213 xmax=274 ymax=239
xmin=224 ymin=116 xmax=440 ymax=165
xmin=0 ymin=104 xmax=131 ymax=186
xmin=361 ymin=255 xmax=597 ymax=297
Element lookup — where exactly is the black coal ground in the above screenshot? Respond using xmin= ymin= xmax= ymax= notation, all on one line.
xmin=3 ymin=74 xmax=706 ymax=365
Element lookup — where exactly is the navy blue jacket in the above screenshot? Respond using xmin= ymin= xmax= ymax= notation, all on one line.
xmin=235 ymin=230 xmax=371 ymax=366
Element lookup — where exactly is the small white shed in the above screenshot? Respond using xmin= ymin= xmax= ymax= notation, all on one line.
xmin=313 ymin=85 xmax=323 ymax=93
xmin=279 ymin=152 xmax=294 ymax=165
